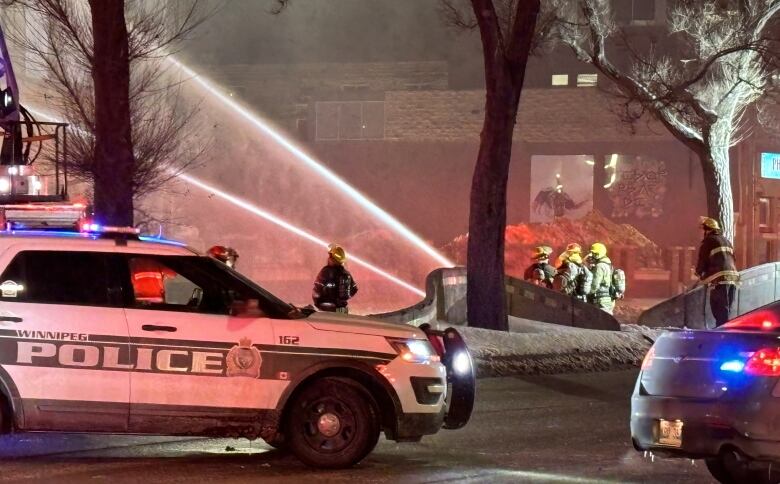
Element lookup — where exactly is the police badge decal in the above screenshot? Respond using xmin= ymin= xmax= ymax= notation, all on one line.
xmin=226 ymin=337 xmax=262 ymax=378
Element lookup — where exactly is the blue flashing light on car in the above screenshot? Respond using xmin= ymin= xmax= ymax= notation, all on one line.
xmin=720 ymin=360 xmax=746 ymax=373
xmin=138 ymin=235 xmax=188 ymax=247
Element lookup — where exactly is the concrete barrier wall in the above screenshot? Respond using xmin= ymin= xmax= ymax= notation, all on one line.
xmin=505 ymin=278 xmax=620 ymax=330
xmin=373 ymin=267 xmax=620 ymax=331
xmin=638 ymin=262 xmax=780 ymax=328
xmin=370 ymin=267 xmax=464 ymax=326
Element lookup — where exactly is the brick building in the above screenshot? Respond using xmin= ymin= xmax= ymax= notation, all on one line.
xmin=188 ymin=0 xmax=780 ymax=271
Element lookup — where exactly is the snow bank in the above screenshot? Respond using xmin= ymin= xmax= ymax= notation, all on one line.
xmin=458 ymin=318 xmax=665 ymax=377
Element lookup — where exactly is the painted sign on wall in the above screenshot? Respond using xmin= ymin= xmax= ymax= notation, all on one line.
xmin=609 ymin=156 xmax=667 ymax=219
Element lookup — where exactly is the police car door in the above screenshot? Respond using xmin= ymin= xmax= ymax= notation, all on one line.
xmin=120 ymin=254 xmax=282 ymax=434
xmin=0 ymin=249 xmax=130 ymax=432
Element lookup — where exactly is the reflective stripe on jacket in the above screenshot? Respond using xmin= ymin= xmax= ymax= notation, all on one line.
xmin=696 ymin=232 xmax=739 ymax=285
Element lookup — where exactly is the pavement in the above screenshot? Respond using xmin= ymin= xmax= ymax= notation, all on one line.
xmin=0 ymin=370 xmax=712 ymax=483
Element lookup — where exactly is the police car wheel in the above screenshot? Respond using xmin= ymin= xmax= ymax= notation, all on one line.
xmin=286 ymin=377 xmax=380 ymax=469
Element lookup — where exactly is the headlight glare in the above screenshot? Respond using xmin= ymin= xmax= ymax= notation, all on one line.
xmin=388 ymin=338 xmax=439 ymax=363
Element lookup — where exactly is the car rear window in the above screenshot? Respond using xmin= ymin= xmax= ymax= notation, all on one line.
xmin=0 ymin=250 xmax=112 ymax=306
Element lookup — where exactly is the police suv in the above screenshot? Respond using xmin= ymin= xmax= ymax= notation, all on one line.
xmin=0 ymin=223 xmax=475 ymax=468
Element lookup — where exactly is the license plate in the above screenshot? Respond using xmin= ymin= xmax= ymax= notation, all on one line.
xmin=657 ymin=419 xmax=683 ymax=447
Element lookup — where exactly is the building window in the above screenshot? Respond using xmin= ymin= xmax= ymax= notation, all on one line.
xmin=759 ymin=197 xmax=772 ymax=233
xmin=551 ymin=74 xmax=569 ymax=86
xmin=315 ymin=101 xmax=385 ymax=141
xmin=577 ymin=74 xmax=598 ymax=87
xmin=614 ymin=0 xmax=656 ymax=24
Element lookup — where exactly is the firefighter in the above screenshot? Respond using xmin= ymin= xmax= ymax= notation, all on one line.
xmin=696 ymin=217 xmax=739 ymax=327
xmin=208 ymin=245 xmax=239 ymax=268
xmin=554 ymin=249 xmax=592 ymax=302
xmin=523 ymin=245 xmax=556 ymax=289
xmin=588 ymin=242 xmax=615 ymax=314
xmin=312 ymin=244 xmax=358 ymax=313
xmin=555 ymin=242 xmax=583 ymax=267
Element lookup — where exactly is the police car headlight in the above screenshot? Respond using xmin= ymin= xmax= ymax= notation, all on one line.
xmin=388 ymin=338 xmax=440 ymax=363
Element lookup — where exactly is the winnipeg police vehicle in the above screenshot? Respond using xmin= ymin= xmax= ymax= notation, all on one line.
xmin=0 ymin=19 xmax=474 ymax=468
xmin=0 ymin=220 xmax=475 ymax=468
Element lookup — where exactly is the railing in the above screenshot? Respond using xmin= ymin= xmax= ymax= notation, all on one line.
xmin=0 ymin=119 xmax=69 ymax=202
xmin=638 ymin=262 xmax=780 ymax=328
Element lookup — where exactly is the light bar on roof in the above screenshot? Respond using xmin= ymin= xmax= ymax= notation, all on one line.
xmin=79 ymin=222 xmax=140 ymax=235
xmin=1 ymin=202 xmax=85 ymax=230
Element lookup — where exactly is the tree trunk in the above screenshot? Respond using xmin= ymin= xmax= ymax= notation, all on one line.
xmin=466 ymin=0 xmax=539 ymax=331
xmin=89 ymin=0 xmax=135 ymax=226
xmin=700 ymin=142 xmax=734 ymax=243
xmin=466 ymin=71 xmax=521 ymax=331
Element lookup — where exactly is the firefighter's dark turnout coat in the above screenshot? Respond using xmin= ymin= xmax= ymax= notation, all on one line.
xmin=313 ymin=264 xmax=358 ymax=311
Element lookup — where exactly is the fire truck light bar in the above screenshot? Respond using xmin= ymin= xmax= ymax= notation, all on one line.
xmin=2 ymin=203 xmax=86 ymax=230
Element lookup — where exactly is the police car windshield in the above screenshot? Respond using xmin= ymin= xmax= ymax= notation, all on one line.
xmin=201 ymin=257 xmax=296 ymax=318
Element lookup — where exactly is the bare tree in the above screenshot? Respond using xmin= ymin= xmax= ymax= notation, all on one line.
xmin=441 ymin=0 xmax=544 ymax=331
xmin=4 ymin=0 xmax=208 ymax=225
xmin=555 ymin=0 xmax=780 ymax=242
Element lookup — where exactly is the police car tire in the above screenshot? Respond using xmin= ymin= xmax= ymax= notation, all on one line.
xmin=286 ymin=377 xmax=380 ymax=469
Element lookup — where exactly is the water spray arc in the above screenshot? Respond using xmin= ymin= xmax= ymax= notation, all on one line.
xmin=26 ymin=106 xmax=426 ymax=297
xmin=168 ymin=57 xmax=454 ymax=268
xmin=177 ymin=173 xmax=426 ymax=297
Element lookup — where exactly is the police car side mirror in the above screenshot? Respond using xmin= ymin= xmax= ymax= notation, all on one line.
xmin=229 ymin=298 xmax=265 ymax=318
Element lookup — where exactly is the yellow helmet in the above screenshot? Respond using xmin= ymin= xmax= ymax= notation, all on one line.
xmin=590 ymin=242 xmax=607 ymax=259
xmin=568 ymin=252 xmax=583 ymax=264
xmin=565 ymin=243 xmax=582 ymax=254
xmin=700 ymin=216 xmax=721 ymax=231
xmin=531 ymin=246 xmax=551 ymax=260
xmin=328 ymin=243 xmax=347 ymax=264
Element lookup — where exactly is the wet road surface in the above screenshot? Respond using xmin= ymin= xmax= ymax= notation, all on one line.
xmin=0 ymin=370 xmax=712 ymax=483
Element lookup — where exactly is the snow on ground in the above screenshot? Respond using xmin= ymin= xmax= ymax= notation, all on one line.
xmin=457 ymin=316 xmax=666 ymax=377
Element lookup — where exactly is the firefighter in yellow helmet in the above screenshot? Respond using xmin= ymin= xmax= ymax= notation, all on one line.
xmin=587 ymin=242 xmax=615 ymax=314
xmin=523 ymin=245 xmax=556 ymax=289
xmin=555 ymin=242 xmax=583 ymax=267
xmin=696 ymin=217 xmax=739 ymax=326
xmin=312 ymin=244 xmax=358 ymax=313
xmin=554 ymin=247 xmax=592 ymax=302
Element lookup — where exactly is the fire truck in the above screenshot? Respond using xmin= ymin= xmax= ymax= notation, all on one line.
xmin=0 ymin=22 xmax=83 ymax=230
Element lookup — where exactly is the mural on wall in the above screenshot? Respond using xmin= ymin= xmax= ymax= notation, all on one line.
xmin=530 ymin=155 xmax=593 ymax=223
xmin=608 ymin=155 xmax=668 ymax=219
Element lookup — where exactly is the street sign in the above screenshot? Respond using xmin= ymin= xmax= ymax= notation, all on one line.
xmin=761 ymin=152 xmax=780 ymax=179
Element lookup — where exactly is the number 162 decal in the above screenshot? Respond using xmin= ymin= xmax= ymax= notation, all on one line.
xmin=279 ymin=335 xmax=300 ymax=345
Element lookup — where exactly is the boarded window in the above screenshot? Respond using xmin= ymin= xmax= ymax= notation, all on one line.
xmin=633 ymin=0 xmax=656 ymax=21
xmin=315 ymin=101 xmax=385 ymax=140
xmin=338 ymin=102 xmax=363 ymax=140
xmin=551 ymin=74 xmax=569 ymax=86
xmin=315 ymin=102 xmax=339 ymax=140
xmin=362 ymin=102 xmax=385 ymax=139
xmin=577 ymin=74 xmax=598 ymax=87
xmin=613 ymin=0 xmax=656 ymax=23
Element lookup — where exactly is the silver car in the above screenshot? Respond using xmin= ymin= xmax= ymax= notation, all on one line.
xmin=631 ymin=301 xmax=780 ymax=483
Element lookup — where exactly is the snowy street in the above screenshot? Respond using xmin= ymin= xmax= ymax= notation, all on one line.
xmin=0 ymin=370 xmax=711 ymax=483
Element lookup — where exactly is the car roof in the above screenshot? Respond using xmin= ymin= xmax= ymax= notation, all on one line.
xmin=0 ymin=231 xmax=198 ymax=256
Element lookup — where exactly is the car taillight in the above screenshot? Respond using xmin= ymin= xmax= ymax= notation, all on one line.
xmin=744 ymin=347 xmax=780 ymax=376
xmin=723 ymin=311 xmax=779 ymax=331
xmin=641 ymin=346 xmax=655 ymax=371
